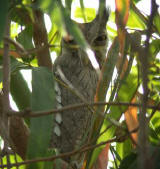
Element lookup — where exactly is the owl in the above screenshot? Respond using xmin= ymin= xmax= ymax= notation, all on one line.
xmin=51 ymin=8 xmax=109 ymax=164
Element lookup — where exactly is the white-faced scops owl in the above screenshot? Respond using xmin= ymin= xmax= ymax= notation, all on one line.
xmin=51 ymin=8 xmax=109 ymax=162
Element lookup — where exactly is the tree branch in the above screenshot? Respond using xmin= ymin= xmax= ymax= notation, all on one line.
xmin=0 ymin=127 xmax=138 ymax=168
xmin=138 ymin=1 xmax=158 ymax=169
xmin=1 ymin=16 xmax=12 ymax=169
xmin=0 ymin=137 xmax=117 ymax=168
xmin=32 ymin=9 xmax=52 ymax=70
xmin=7 ymin=101 xmax=160 ymax=118
xmin=1 ymin=17 xmax=11 ymax=146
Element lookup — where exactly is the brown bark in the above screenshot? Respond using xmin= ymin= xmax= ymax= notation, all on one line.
xmin=32 ymin=9 xmax=52 ymax=70
xmin=9 ymin=117 xmax=29 ymax=160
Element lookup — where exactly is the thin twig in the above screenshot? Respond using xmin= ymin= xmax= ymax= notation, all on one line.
xmin=14 ymin=152 xmax=19 ymax=169
xmin=0 ymin=128 xmax=138 ymax=168
xmin=7 ymin=101 xmax=160 ymax=118
xmin=110 ymin=146 xmax=119 ymax=169
xmin=0 ymin=137 xmax=117 ymax=168
xmin=4 ymin=36 xmax=27 ymax=55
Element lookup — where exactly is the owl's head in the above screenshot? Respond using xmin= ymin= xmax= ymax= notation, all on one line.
xmin=62 ymin=7 xmax=109 ymax=69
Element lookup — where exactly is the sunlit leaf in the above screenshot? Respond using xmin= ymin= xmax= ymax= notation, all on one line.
xmin=10 ymin=22 xmax=19 ymax=38
xmin=0 ymin=154 xmax=25 ymax=169
xmin=150 ymin=39 xmax=160 ymax=57
xmin=74 ymin=7 xmax=96 ymax=22
xmin=130 ymin=1 xmax=147 ymax=26
xmin=149 ymin=126 xmax=160 ymax=145
xmin=107 ymin=26 xmax=117 ymax=39
xmin=116 ymin=139 xmax=133 ymax=166
xmin=133 ymin=0 xmax=141 ymax=2
xmin=154 ymin=12 xmax=160 ymax=34
xmin=48 ymin=24 xmax=61 ymax=54
xmin=150 ymin=111 xmax=160 ymax=140
xmin=127 ymin=9 xmax=146 ymax=29
xmin=37 ymin=0 xmax=56 ymax=14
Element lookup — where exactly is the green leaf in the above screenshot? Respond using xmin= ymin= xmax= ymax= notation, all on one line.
xmin=48 ymin=25 xmax=61 ymax=54
xmin=127 ymin=9 xmax=146 ymax=29
xmin=16 ymin=26 xmax=35 ymax=63
xmin=150 ymin=39 xmax=160 ymax=57
xmin=149 ymin=111 xmax=160 ymax=145
xmin=43 ymin=150 xmax=56 ymax=169
xmin=27 ymin=67 xmax=55 ymax=169
xmin=119 ymin=152 xmax=137 ymax=169
xmin=74 ymin=7 xmax=96 ymax=22
xmin=107 ymin=25 xmax=118 ymax=39
xmin=1 ymin=154 xmax=25 ymax=169
xmin=104 ymin=66 xmax=138 ymax=138
xmin=37 ymin=0 xmax=56 ymax=14
xmin=31 ymin=67 xmax=55 ymax=111
xmin=65 ymin=0 xmax=72 ymax=15
xmin=0 ymin=0 xmax=9 ymax=42
xmin=0 ymin=57 xmax=31 ymax=96
xmin=10 ymin=5 xmax=33 ymax=26
xmin=10 ymin=57 xmax=30 ymax=73
xmin=154 ymin=12 xmax=160 ymax=35
xmin=110 ymin=145 xmax=122 ymax=162
xmin=10 ymin=71 xmax=31 ymax=110
xmin=11 ymin=22 xmax=19 ymax=38
xmin=16 ymin=26 xmax=33 ymax=50
xmin=116 ymin=139 xmax=133 ymax=165
xmin=133 ymin=0 xmax=141 ymax=3
xmin=149 ymin=126 xmax=160 ymax=145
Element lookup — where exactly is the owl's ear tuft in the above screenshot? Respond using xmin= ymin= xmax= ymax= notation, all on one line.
xmin=95 ymin=6 xmax=110 ymax=25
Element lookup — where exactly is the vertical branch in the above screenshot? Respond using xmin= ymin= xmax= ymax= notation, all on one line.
xmin=1 ymin=17 xmax=11 ymax=145
xmin=2 ymin=18 xmax=10 ymax=112
xmin=138 ymin=1 xmax=158 ymax=169
xmin=1 ymin=16 xmax=11 ymax=169
xmin=32 ymin=9 xmax=52 ymax=70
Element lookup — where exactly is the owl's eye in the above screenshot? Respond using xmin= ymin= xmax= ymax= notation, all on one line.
xmin=67 ymin=39 xmax=75 ymax=44
xmin=95 ymin=34 xmax=107 ymax=41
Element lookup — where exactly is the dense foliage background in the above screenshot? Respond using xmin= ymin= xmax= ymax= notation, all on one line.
xmin=0 ymin=0 xmax=160 ymax=169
